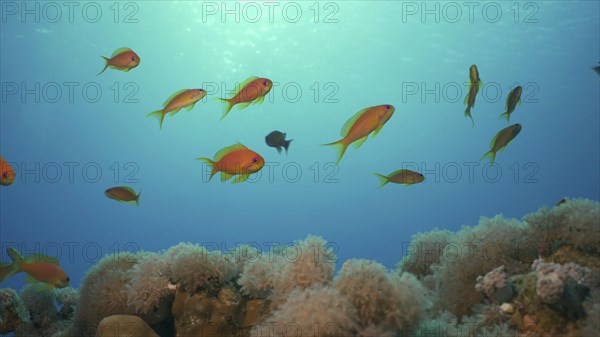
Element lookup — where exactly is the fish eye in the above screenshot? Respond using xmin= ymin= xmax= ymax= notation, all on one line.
xmin=65 ymin=277 xmax=70 ymax=282
xmin=263 ymin=80 xmax=268 ymax=86
xmin=252 ymin=157 xmax=259 ymax=163
xmin=132 ymin=57 xmax=136 ymax=61
xmin=385 ymin=105 xmax=391 ymax=109
xmin=198 ymin=89 xmax=204 ymax=92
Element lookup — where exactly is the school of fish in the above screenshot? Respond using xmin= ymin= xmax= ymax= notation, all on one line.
xmin=1 ymin=48 xmax=597 ymax=288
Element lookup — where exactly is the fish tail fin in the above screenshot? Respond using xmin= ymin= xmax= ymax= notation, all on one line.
xmin=215 ymin=98 xmax=234 ymax=120
xmin=198 ymin=158 xmax=218 ymax=181
xmin=480 ymin=150 xmax=496 ymax=163
xmin=464 ymin=108 xmax=474 ymax=127
xmin=374 ymin=173 xmax=389 ymax=189
xmin=284 ymin=139 xmax=293 ymax=154
xmin=0 ymin=262 xmax=16 ymax=283
xmin=1 ymin=247 xmax=24 ymax=282
xmin=499 ymin=112 xmax=510 ymax=123
xmin=322 ymin=139 xmax=348 ymax=165
xmin=97 ymin=56 xmax=110 ymax=76
xmin=136 ymin=189 xmax=142 ymax=207
xmin=147 ymin=110 xmax=165 ymax=129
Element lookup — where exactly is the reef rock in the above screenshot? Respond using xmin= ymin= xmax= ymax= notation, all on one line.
xmin=96 ymin=315 xmax=159 ymax=337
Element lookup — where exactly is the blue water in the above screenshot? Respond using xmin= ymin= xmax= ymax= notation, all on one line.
xmin=0 ymin=1 xmax=599 ymax=290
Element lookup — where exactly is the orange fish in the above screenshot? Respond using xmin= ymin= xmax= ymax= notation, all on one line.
xmin=147 ymin=89 xmax=207 ymax=129
xmin=323 ymin=104 xmax=395 ymax=164
xmin=374 ymin=169 xmax=424 ymax=188
xmin=217 ymin=77 xmax=273 ymax=120
xmin=0 ymin=156 xmax=16 ymax=186
xmin=105 ymin=186 xmax=142 ymax=206
xmin=98 ymin=47 xmax=140 ymax=75
xmin=198 ymin=142 xmax=265 ymax=183
xmin=464 ymin=64 xmax=482 ymax=126
xmin=1 ymin=247 xmax=70 ymax=290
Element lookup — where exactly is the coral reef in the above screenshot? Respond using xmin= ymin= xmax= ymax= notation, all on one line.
xmin=0 ymin=199 xmax=597 ymax=337
xmin=0 ymin=288 xmax=29 ymax=334
xmin=475 ymin=265 xmax=514 ymax=304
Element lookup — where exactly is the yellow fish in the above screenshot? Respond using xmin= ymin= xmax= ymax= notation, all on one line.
xmin=147 ymin=89 xmax=206 ymax=129
xmin=98 ymin=47 xmax=140 ymax=75
xmin=481 ymin=124 xmax=522 ymax=163
xmin=323 ymin=104 xmax=395 ymax=164
xmin=374 ymin=169 xmax=424 ymax=188
xmin=216 ymin=77 xmax=273 ymax=120
xmin=1 ymin=247 xmax=70 ymax=290
xmin=464 ymin=65 xmax=482 ymax=126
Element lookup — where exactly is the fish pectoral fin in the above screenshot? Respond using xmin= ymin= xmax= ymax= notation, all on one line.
xmin=25 ymin=274 xmax=40 ymax=284
xmin=372 ymin=123 xmax=385 ymax=137
xmin=220 ymin=172 xmax=234 ymax=182
xmin=31 ymin=282 xmax=54 ymax=292
xmin=352 ymin=135 xmax=369 ymax=149
xmin=255 ymin=95 xmax=266 ymax=104
xmin=233 ymin=173 xmax=250 ymax=184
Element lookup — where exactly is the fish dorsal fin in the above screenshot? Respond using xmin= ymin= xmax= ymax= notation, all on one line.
xmin=352 ymin=135 xmax=368 ymax=149
xmin=341 ymin=107 xmax=370 ymax=137
xmin=163 ymin=89 xmax=188 ymax=107
xmin=214 ymin=143 xmax=247 ymax=161
xmin=111 ymin=47 xmax=132 ymax=58
xmin=233 ymin=76 xmax=259 ymax=96
xmin=118 ymin=186 xmax=137 ymax=195
xmin=25 ymin=254 xmax=59 ymax=265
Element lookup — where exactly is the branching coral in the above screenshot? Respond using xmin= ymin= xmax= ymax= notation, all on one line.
xmin=237 ymin=248 xmax=282 ymax=299
xmin=124 ymin=251 xmax=173 ymax=321
xmin=238 ymin=235 xmax=336 ymax=306
xmin=333 ymin=259 xmax=429 ymax=333
xmin=0 ymin=288 xmax=29 ymax=334
xmin=56 ymin=251 xmax=141 ymax=337
xmin=164 ymin=242 xmax=238 ymax=295
xmin=254 ymin=285 xmax=358 ymax=337
xmin=12 ymin=285 xmax=78 ymax=337
xmin=523 ymin=198 xmax=600 ymax=256
xmin=269 ymin=235 xmax=337 ymax=307
xmin=396 ymin=228 xmax=455 ymax=278
xmin=429 ymin=215 xmax=527 ymax=318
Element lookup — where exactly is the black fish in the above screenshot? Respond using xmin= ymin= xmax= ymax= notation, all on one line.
xmin=594 ymin=63 xmax=600 ymax=76
xmin=265 ymin=131 xmax=292 ymax=154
